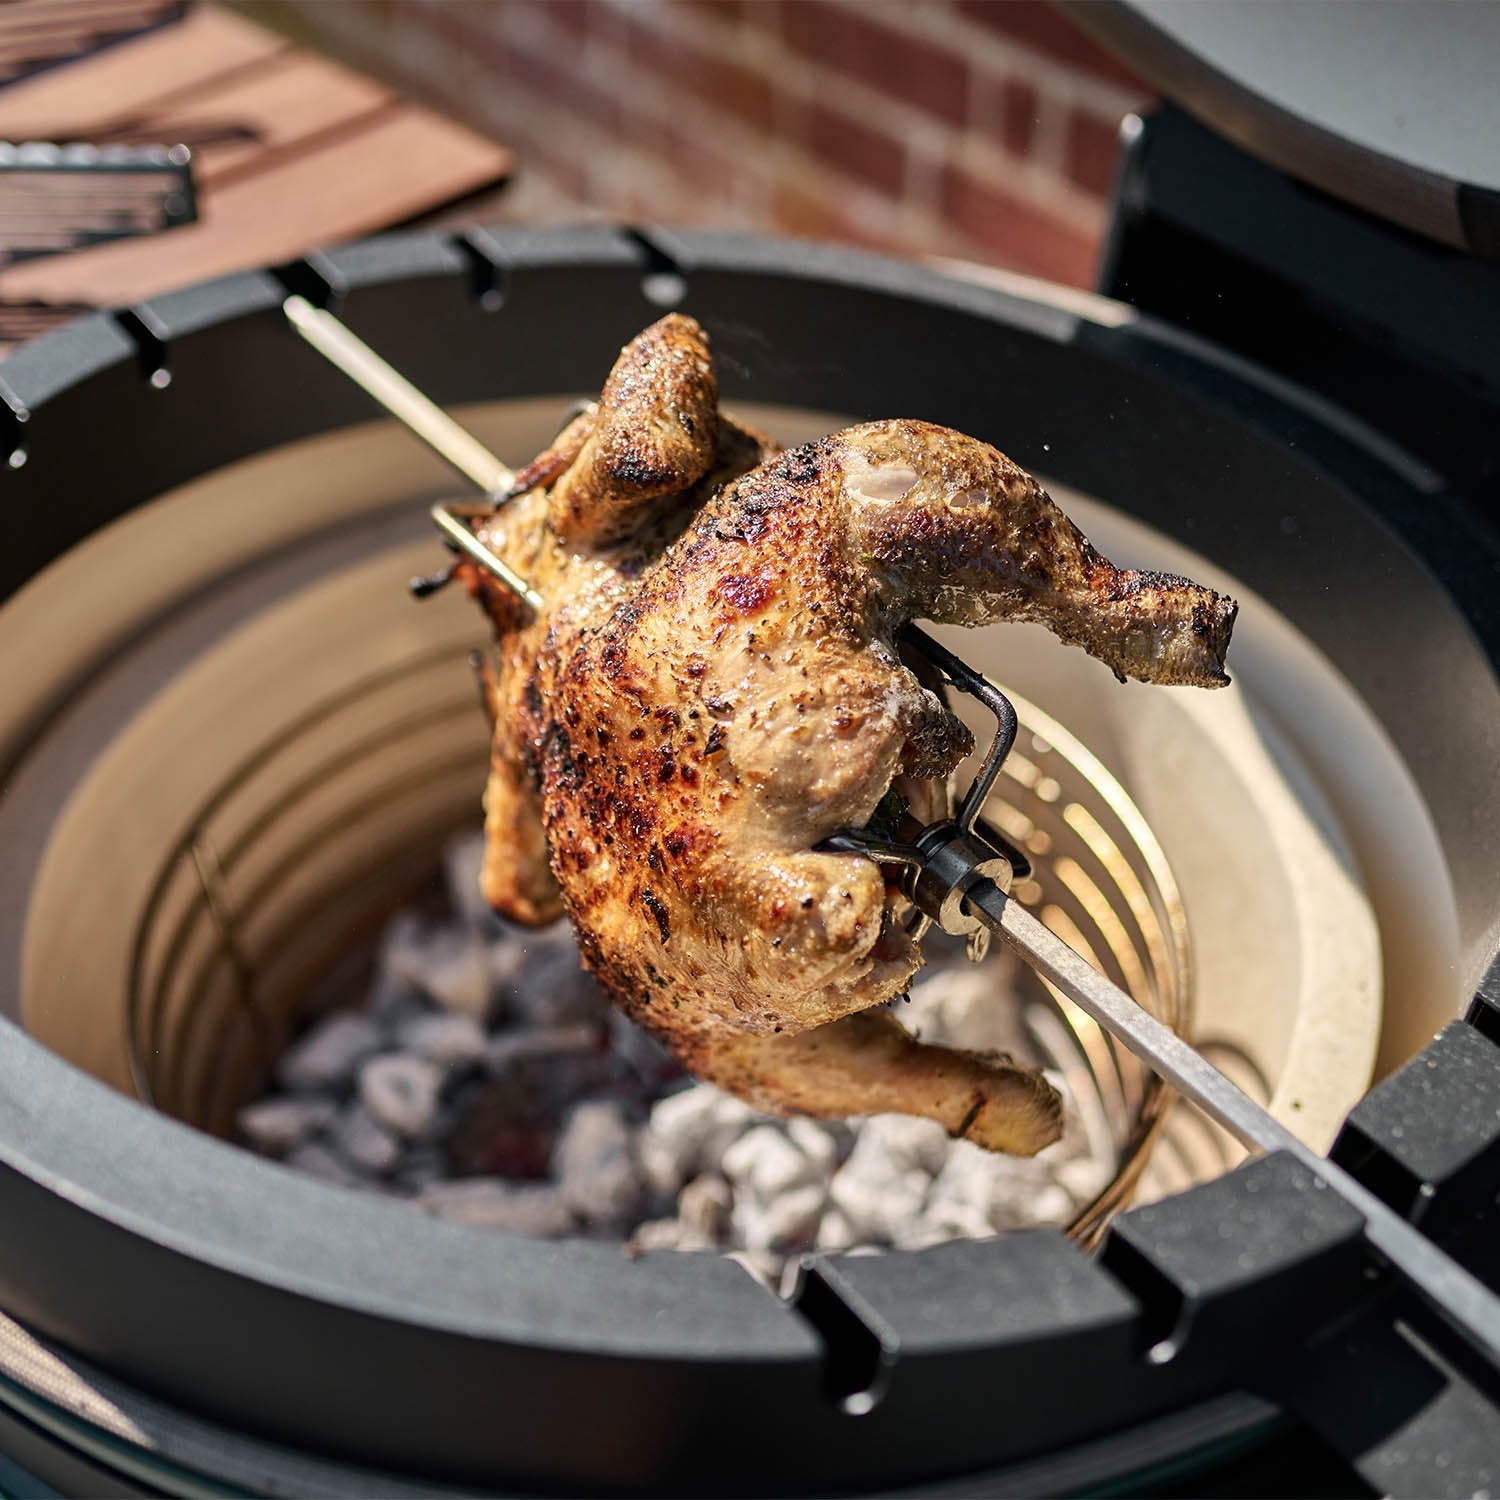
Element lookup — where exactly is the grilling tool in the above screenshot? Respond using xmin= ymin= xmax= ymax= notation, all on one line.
xmin=284 ymin=290 xmax=1500 ymax=1388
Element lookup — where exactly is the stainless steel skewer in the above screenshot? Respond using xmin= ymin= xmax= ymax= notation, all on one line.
xmin=285 ymin=301 xmax=1500 ymax=1375
xmin=281 ymin=293 xmax=542 ymax=610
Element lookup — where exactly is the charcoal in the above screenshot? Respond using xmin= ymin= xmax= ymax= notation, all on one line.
xmin=554 ymin=1100 xmax=646 ymax=1228
xmin=397 ymin=1011 xmax=487 ymax=1068
xmin=732 ymin=1181 xmax=826 ymax=1256
xmin=359 ymin=1054 xmax=444 ymax=1140
xmin=236 ymin=830 xmax=1117 ymax=1274
xmin=444 ymin=1073 xmax=554 ymax=1180
xmin=721 ymin=1125 xmax=819 ymax=1199
xmin=637 ymin=1085 xmax=757 ymax=1193
xmin=236 ymin=1096 xmax=336 ymax=1155
xmin=331 ymin=1104 xmax=402 ymax=1177
xmin=367 ymin=972 xmax=431 ymax=1033
xmin=380 ymin=911 xmax=493 ymax=1019
xmin=483 ymin=1022 xmax=602 ymax=1076
xmin=392 ymin=1144 xmax=448 ymax=1196
xmin=507 ymin=943 xmax=612 ymax=1029
xmin=276 ymin=1012 xmax=380 ymax=1094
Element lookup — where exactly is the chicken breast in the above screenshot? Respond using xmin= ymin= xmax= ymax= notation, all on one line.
xmin=457 ymin=314 xmax=1235 ymax=1156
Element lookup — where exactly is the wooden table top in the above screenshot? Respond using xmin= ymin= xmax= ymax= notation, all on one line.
xmin=0 ymin=3 xmax=514 ymax=354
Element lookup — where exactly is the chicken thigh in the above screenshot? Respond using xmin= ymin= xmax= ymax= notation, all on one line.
xmin=458 ymin=314 xmax=1235 ymax=1156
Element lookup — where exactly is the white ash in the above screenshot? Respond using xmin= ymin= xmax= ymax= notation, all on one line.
xmin=236 ymin=832 xmax=1116 ymax=1265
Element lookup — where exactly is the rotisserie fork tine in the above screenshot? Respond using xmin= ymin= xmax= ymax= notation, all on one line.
xmin=284 ymin=293 xmax=1500 ymax=1382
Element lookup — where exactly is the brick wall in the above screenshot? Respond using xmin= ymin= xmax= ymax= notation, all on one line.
xmin=258 ymin=0 xmax=1151 ymax=290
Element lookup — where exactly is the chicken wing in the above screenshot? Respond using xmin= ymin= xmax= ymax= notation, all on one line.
xmin=458 ymin=314 xmax=1235 ymax=1156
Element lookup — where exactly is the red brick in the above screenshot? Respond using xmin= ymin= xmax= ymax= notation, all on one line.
xmin=618 ymin=12 xmax=776 ymax=131
xmin=742 ymin=0 xmax=782 ymax=39
xmin=680 ymin=0 xmax=750 ymax=22
xmin=1064 ymin=108 xmax=1122 ymax=196
xmin=579 ymin=0 xmax=633 ymax=55
xmin=955 ymin=1 xmax=1148 ymax=93
xmin=663 ymin=127 xmax=740 ymax=194
xmin=702 ymin=54 xmax=777 ymax=131
xmin=530 ymin=0 xmax=590 ymax=36
xmin=782 ymin=3 xmax=970 ymax=126
xmin=770 ymin=181 xmax=904 ymax=253
xmin=501 ymin=31 xmax=622 ymax=131
xmin=398 ymin=1 xmax=481 ymax=56
xmin=517 ymin=136 xmax=592 ymax=200
xmin=999 ymin=76 xmax=1038 ymax=156
xmin=807 ymin=103 xmax=905 ymax=195
xmin=940 ymin=162 xmax=1099 ymax=286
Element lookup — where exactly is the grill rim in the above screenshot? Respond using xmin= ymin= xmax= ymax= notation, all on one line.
xmin=0 ymin=224 xmax=1496 ymax=1492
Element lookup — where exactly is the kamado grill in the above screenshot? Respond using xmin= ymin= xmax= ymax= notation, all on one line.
xmin=2 ymin=5 xmax=1500 ymax=1495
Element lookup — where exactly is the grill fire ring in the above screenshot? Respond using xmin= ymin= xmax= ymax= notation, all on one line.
xmin=0 ymin=228 xmax=1498 ymax=1494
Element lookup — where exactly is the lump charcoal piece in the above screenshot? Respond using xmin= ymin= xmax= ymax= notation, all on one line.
xmin=420 ymin=1178 xmax=575 ymax=1235
xmin=853 ymin=1114 xmax=953 ymax=1176
xmin=483 ymin=1021 xmax=602 ymax=1076
xmin=331 ymin=1103 xmax=402 ymax=1177
xmin=678 ymin=1173 xmax=734 ymax=1240
xmin=484 ymin=931 xmax=530 ymax=1003
xmin=444 ymin=1072 xmax=555 ymax=1181
xmin=732 ymin=1181 xmax=826 ymax=1256
xmin=1057 ymin=1154 xmax=1112 ymax=1207
xmin=814 ymin=1206 xmax=862 ymax=1253
xmin=629 ymin=1175 xmax=734 ymax=1254
xmin=392 ymin=1144 xmax=448 ymax=1196
xmin=285 ymin=1142 xmax=366 ymax=1189
xmin=367 ymin=971 xmax=431 ymax=1033
xmin=416 ymin=930 xmax=492 ymax=1019
xmin=786 ymin=1117 xmax=844 ymax=1177
xmin=554 ymin=1100 xmax=647 ymax=1228
xmin=507 ymin=942 xmax=613 ymax=1029
xmin=1022 ymin=1183 xmax=1075 ymax=1228
xmin=638 ymin=1084 xmax=757 ymax=1194
xmin=827 ymin=1118 xmax=948 ymax=1244
xmin=276 ymin=1011 xmax=381 ymax=1094
xmin=721 ymin=1125 xmax=821 ymax=1200
xmin=905 ymin=953 xmax=1034 ymax=1059
xmin=359 ymin=1054 xmax=445 ymax=1140
xmin=630 ymin=1217 xmax=716 ymax=1253
xmin=236 ymin=1096 xmax=336 ymax=1156
xmin=380 ymin=911 xmax=493 ymax=1019
xmin=397 ymin=1010 xmax=488 ymax=1068
xmin=606 ymin=1008 xmax=682 ymax=1088
xmin=921 ymin=1144 xmax=1007 ymax=1240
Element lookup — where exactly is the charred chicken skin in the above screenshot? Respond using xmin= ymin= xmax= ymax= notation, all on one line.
xmin=460 ymin=314 xmax=1236 ymax=1157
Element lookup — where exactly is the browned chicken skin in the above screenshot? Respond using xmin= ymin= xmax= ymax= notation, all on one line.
xmin=460 ymin=314 xmax=1235 ymax=1157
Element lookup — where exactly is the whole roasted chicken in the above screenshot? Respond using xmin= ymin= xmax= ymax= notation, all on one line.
xmin=457 ymin=315 xmax=1235 ymax=1157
